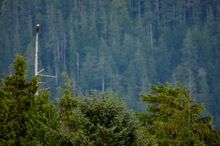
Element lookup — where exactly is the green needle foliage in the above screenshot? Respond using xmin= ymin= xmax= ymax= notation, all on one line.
xmin=0 ymin=54 xmax=39 ymax=145
xmin=57 ymin=72 xmax=78 ymax=131
xmin=73 ymin=91 xmax=138 ymax=146
xmin=57 ymin=73 xmax=139 ymax=146
xmin=1 ymin=0 xmax=220 ymax=129
xmin=136 ymin=82 xmax=220 ymax=146
xmin=0 ymin=54 xmax=67 ymax=145
xmin=1 ymin=55 xmax=139 ymax=145
xmin=1 ymin=54 xmax=219 ymax=145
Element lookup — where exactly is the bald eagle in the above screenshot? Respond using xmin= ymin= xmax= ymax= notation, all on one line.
xmin=36 ymin=24 xmax=40 ymax=33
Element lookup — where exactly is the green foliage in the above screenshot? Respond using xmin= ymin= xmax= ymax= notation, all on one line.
xmin=0 ymin=54 xmax=68 ymax=145
xmin=57 ymin=72 xmax=78 ymax=133
xmin=0 ymin=57 xmax=141 ymax=145
xmin=0 ymin=54 xmax=38 ymax=145
xmin=136 ymin=82 xmax=220 ymax=146
xmin=57 ymin=74 xmax=139 ymax=146
xmin=1 ymin=0 xmax=220 ymax=128
xmin=1 ymin=54 xmax=220 ymax=145
xmin=73 ymin=90 xmax=138 ymax=146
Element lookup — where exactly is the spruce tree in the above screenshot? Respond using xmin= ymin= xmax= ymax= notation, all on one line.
xmin=136 ymin=82 xmax=220 ymax=145
xmin=0 ymin=54 xmax=66 ymax=145
xmin=0 ymin=54 xmax=38 ymax=145
xmin=73 ymin=90 xmax=138 ymax=146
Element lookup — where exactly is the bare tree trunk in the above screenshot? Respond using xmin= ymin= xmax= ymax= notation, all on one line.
xmin=55 ymin=42 xmax=60 ymax=85
xmin=100 ymin=53 xmax=105 ymax=92
xmin=149 ymin=23 xmax=153 ymax=49
xmin=156 ymin=0 xmax=160 ymax=33
xmin=77 ymin=53 xmax=80 ymax=92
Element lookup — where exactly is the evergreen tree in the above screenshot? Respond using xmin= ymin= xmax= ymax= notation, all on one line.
xmin=0 ymin=54 xmax=66 ymax=145
xmin=136 ymin=82 xmax=220 ymax=145
xmin=80 ymin=52 xmax=101 ymax=91
xmin=172 ymin=29 xmax=198 ymax=98
xmin=0 ymin=54 xmax=38 ymax=145
xmin=57 ymin=73 xmax=138 ymax=145
xmin=73 ymin=90 xmax=138 ymax=146
xmin=1 ymin=0 xmax=220 ymax=130
xmin=57 ymin=72 xmax=78 ymax=134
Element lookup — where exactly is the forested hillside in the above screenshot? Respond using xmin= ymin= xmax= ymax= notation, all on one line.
xmin=0 ymin=0 xmax=220 ymax=128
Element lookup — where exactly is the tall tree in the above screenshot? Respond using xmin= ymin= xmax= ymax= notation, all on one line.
xmin=172 ymin=29 xmax=198 ymax=98
xmin=136 ymin=82 xmax=220 ymax=145
xmin=57 ymin=72 xmax=78 ymax=133
xmin=0 ymin=54 xmax=66 ymax=145
xmin=0 ymin=54 xmax=38 ymax=145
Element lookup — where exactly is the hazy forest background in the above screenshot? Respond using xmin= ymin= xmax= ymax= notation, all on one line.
xmin=0 ymin=0 xmax=220 ymax=129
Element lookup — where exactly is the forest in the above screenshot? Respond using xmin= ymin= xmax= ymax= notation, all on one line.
xmin=0 ymin=54 xmax=219 ymax=145
xmin=0 ymin=0 xmax=220 ymax=141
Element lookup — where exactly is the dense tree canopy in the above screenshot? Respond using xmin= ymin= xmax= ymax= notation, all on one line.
xmin=73 ymin=92 xmax=138 ymax=146
xmin=0 ymin=0 xmax=220 ymax=130
xmin=0 ymin=54 xmax=64 ymax=145
xmin=0 ymin=53 xmax=219 ymax=144
xmin=136 ymin=82 xmax=220 ymax=145
xmin=0 ymin=54 xmax=140 ymax=145
xmin=57 ymin=73 xmax=139 ymax=145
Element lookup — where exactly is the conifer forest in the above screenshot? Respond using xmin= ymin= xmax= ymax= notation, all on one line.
xmin=0 ymin=0 xmax=220 ymax=145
